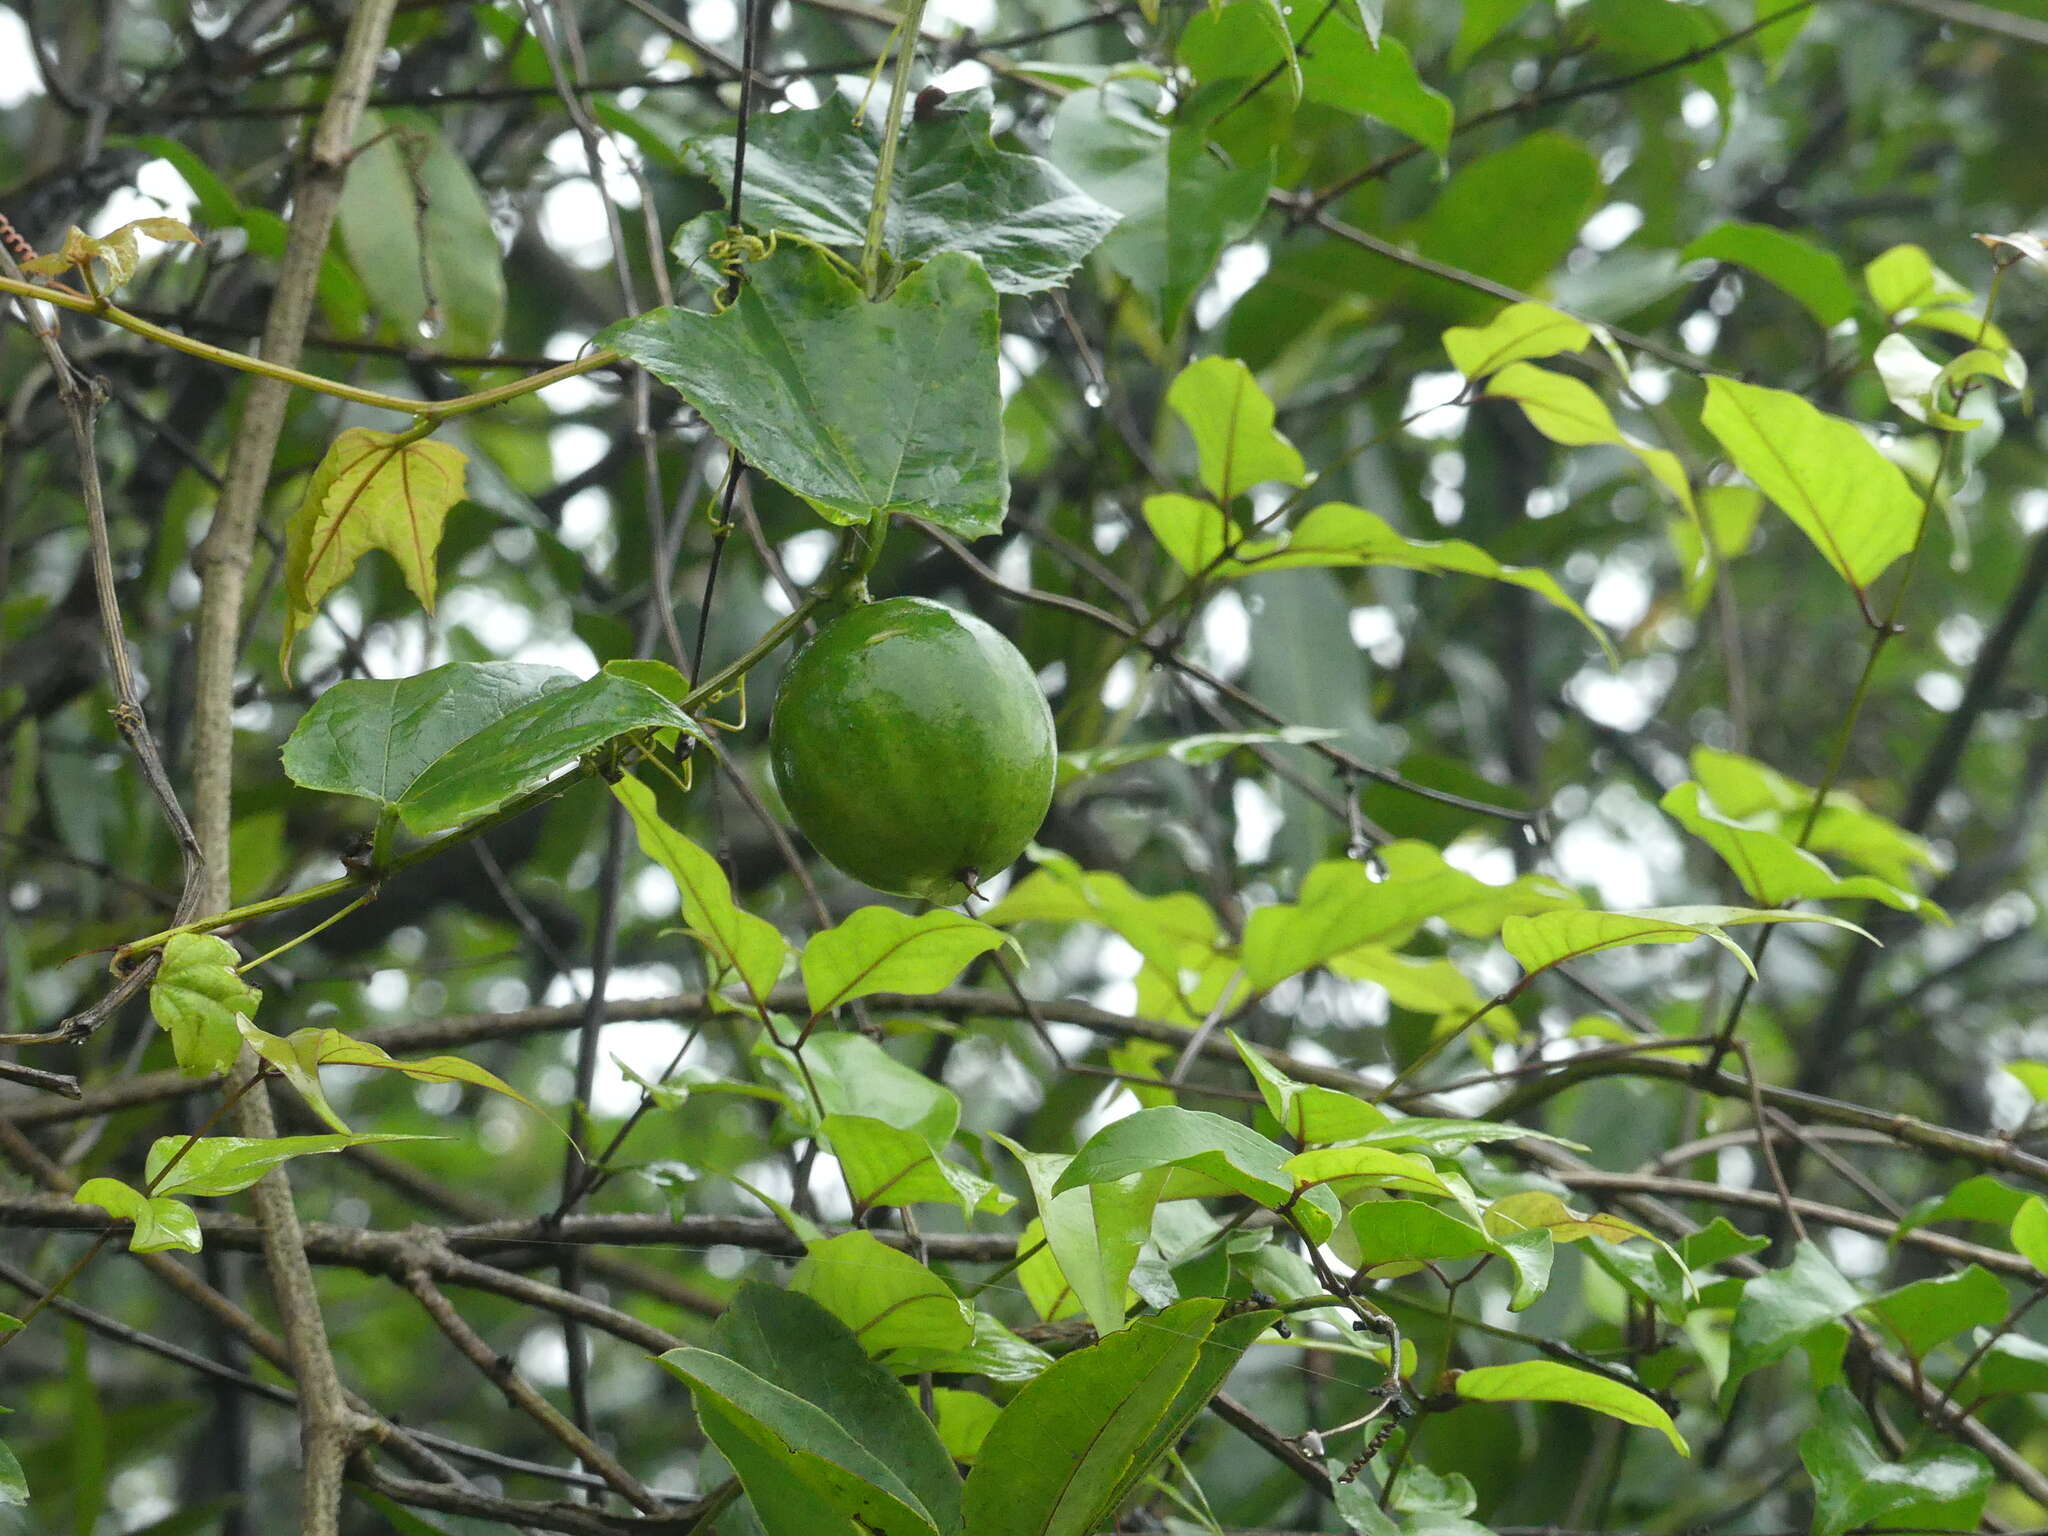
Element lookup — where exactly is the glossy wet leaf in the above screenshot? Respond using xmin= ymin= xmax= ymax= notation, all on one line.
xmin=72 ymin=1178 xmax=201 ymax=1254
xmin=1056 ymin=1107 xmax=1294 ymax=1208
xmin=684 ymin=90 xmax=1118 ymax=295
xmin=1723 ymin=1241 xmax=1864 ymax=1403
xmin=142 ymin=1132 xmax=432 ymax=1199
xmin=1860 ymin=1265 xmax=2008 ymax=1358
xmin=606 ymin=242 xmax=1008 ymax=536
xmin=1799 ymin=1386 xmax=1991 ymax=1536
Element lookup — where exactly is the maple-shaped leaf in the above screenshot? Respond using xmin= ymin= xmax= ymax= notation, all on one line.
xmin=281 ymin=427 xmax=468 ymax=670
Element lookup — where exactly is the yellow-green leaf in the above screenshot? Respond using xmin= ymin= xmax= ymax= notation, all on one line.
xmin=1487 ymin=362 xmax=1693 ymax=515
xmin=1165 ymin=355 xmax=1308 ymax=501
xmin=1454 ymin=1360 xmax=1688 ymax=1455
xmin=1443 ymin=303 xmax=1591 ymax=379
xmin=281 ymin=427 xmax=469 ymax=670
xmin=73 ymin=1178 xmax=202 ymax=1254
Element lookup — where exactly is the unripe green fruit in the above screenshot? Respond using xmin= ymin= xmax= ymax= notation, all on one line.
xmin=768 ymin=596 xmax=1057 ymax=904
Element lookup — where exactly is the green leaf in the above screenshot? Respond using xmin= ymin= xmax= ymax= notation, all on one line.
xmin=283 ymin=661 xmax=702 ymax=835
xmin=684 ymin=91 xmax=1117 ymax=296
xmin=1229 ymin=1031 xmax=1391 ymax=1143
xmin=1242 ymin=845 xmax=1578 ymax=990
xmin=932 ymin=1390 xmax=1001 ymax=1464
xmin=1453 ymin=1361 xmax=1687 ymax=1455
xmin=658 ymin=1348 xmax=948 ymax=1536
xmin=1700 ymin=377 xmax=1923 ymax=607
xmin=0 ymin=1435 xmax=22 ymax=1505
xmin=1873 ymin=334 xmax=1979 ymax=430
xmin=1178 ymin=0 xmax=1301 ymax=102
xmin=1361 ymin=1117 xmax=1586 ymax=1156
xmin=337 ymin=110 xmax=505 ymax=352
xmin=1660 ymin=781 xmax=1933 ymax=913
xmin=959 ymin=1297 xmax=1274 ymax=1536
xmin=1860 ymin=1265 xmax=2009 ymax=1358
xmin=1055 ymin=1107 xmax=1294 ymax=1208
xmin=779 ymin=1032 xmax=961 ymax=1142
xmin=801 ymin=907 xmax=1006 ymax=1016
xmin=1306 ymin=31 xmax=1449 ymax=153
xmin=881 ymin=1313 xmax=1054 ymax=1384
xmin=1145 ymin=497 xmax=1613 ymax=659
xmin=397 ymin=665 xmax=703 ymax=835
xmin=614 ymin=775 xmax=787 ymax=1004
xmin=1485 ymin=362 xmax=1694 ymax=515
xmin=150 ymin=933 xmax=260 ymax=1078
xmin=1287 ymin=1146 xmax=1455 ymax=1198
xmin=1049 ymin=86 xmax=1268 ymax=333
xmin=1971 ymin=1333 xmax=2048 ymax=1397
xmin=1865 ymin=243 xmax=1974 ymax=318
xmin=708 ymin=1283 xmax=962 ymax=1534
xmin=2005 ymin=1059 xmax=2048 ymax=1101
xmin=1682 ymin=222 xmax=1858 ymax=328
xmin=2012 ymin=1195 xmax=2048 ymax=1275
xmin=235 ymin=1019 xmax=550 ymax=1138
xmin=281 ymin=660 xmax=571 ymax=810
xmin=280 ymin=427 xmax=468 ymax=669
xmin=1443 ymin=303 xmax=1592 ymax=379
xmin=142 ymin=1132 xmax=431 ymax=1199
xmin=72 ymin=1178 xmax=202 ymax=1254
xmin=606 ymin=242 xmax=1008 ymax=537
xmin=1482 ymin=1191 xmax=1648 ymax=1247
xmin=1723 ymin=1240 xmax=1863 ymax=1403
xmin=1799 ymin=1387 xmax=1991 ymax=1536
xmin=1896 ymin=1174 xmax=2030 ymax=1239
xmin=1165 ymin=356 xmax=1308 ymax=501
xmin=1501 ymin=904 xmax=1868 ymax=980
xmin=1404 ymin=132 xmax=1600 ymax=321
xmin=790 ymin=1232 xmax=977 ymax=1358
xmin=820 ymin=1114 xmax=1013 ymax=1217
xmin=997 ymin=1136 xmax=1164 ymax=1339
xmin=1689 ymin=747 xmax=1938 ymax=887
xmin=1454 ymin=0 xmax=1536 ymax=64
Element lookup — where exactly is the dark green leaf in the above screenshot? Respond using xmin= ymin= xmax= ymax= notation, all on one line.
xmin=606 ymin=241 xmax=1009 ymax=536
xmin=1799 ymin=1386 xmax=1991 ymax=1536
xmin=1723 ymin=1241 xmax=1863 ymax=1402
xmin=685 ymin=91 xmax=1118 ymax=295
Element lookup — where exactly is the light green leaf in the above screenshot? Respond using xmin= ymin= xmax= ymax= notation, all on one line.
xmin=1286 ymin=1145 xmax=1454 ymax=1198
xmin=337 ymin=110 xmax=504 ymax=352
xmin=1701 ymin=376 xmax=1923 ymax=605
xmin=606 ymin=242 xmax=1008 ymax=537
xmin=1453 ymin=1361 xmax=1687 ymax=1455
xmin=1443 ymin=303 xmax=1592 ymax=379
xmin=1150 ymin=497 xmax=1611 ymax=656
xmin=1297 ymin=28 xmax=1448 ymax=153
xmin=1501 ymin=904 xmax=1869 ymax=980
xmin=1243 ymin=845 xmax=1578 ymax=990
xmin=791 ymin=1232 xmax=977 ymax=1358
xmin=615 ymin=775 xmax=787 ymax=1004
xmin=1661 ymin=781 xmax=1934 ymax=913
xmin=958 ymin=1297 xmax=1273 ymax=1536
xmin=235 ymin=1019 xmax=551 ymax=1138
xmin=882 ymin=1312 xmax=1054 ymax=1384
xmin=1486 ymin=362 xmax=1693 ymax=515
xmin=150 ymin=933 xmax=260 ymax=1078
xmin=143 ymin=1132 xmax=431 ymax=1199
xmin=280 ymin=427 xmax=468 ymax=670
xmin=801 ymin=907 xmax=1006 ymax=1016
xmin=2013 ymin=1196 xmax=2048 ymax=1275
xmin=776 ymin=1032 xmax=960 ymax=1142
xmin=1865 ymin=244 xmax=1973 ymax=318
xmin=1482 ymin=1191 xmax=1648 ymax=1246
xmin=72 ymin=1178 xmax=202 ymax=1254
xmin=0 ymin=1435 xmax=22 ymax=1504
xmin=1165 ymin=356 xmax=1308 ymax=501
xmin=1682 ymin=222 xmax=1858 ymax=328
xmin=1689 ymin=747 xmax=1938 ymax=887
xmin=683 ymin=90 xmax=1118 ymax=295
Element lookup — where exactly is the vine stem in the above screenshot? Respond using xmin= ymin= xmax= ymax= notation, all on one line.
xmin=859 ymin=0 xmax=930 ymax=298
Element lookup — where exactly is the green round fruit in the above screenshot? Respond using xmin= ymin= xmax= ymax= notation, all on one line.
xmin=769 ymin=596 xmax=1056 ymax=904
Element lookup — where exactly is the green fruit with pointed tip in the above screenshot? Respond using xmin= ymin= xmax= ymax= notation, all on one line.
xmin=769 ymin=596 xmax=1056 ymax=904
